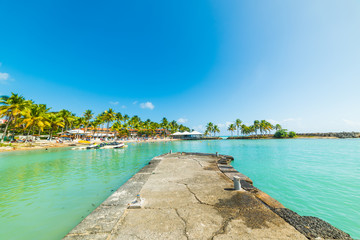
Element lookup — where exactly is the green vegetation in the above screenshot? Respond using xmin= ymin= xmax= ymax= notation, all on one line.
xmin=225 ymin=119 xmax=276 ymax=137
xmin=0 ymin=93 xmax=191 ymax=142
xmin=274 ymin=129 xmax=288 ymax=138
xmin=289 ymin=131 xmax=297 ymax=138
xmin=274 ymin=129 xmax=297 ymax=138
xmin=227 ymin=124 xmax=236 ymax=137
xmin=205 ymin=122 xmax=220 ymax=137
xmin=208 ymin=119 xmax=297 ymax=139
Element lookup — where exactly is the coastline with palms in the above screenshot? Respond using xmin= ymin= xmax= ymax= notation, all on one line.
xmin=0 ymin=93 xmax=189 ymax=151
xmin=1 ymin=93 xmax=355 ymax=153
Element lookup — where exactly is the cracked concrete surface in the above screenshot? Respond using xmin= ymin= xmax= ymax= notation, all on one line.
xmin=64 ymin=153 xmax=306 ymax=240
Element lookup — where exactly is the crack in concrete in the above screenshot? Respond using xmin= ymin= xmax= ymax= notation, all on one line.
xmin=181 ymin=183 xmax=245 ymax=240
xmin=192 ymin=158 xmax=204 ymax=168
xmin=182 ymin=183 xmax=213 ymax=207
xmin=210 ymin=210 xmax=242 ymax=240
xmin=175 ymin=209 xmax=190 ymax=240
xmin=106 ymin=210 xmax=129 ymax=240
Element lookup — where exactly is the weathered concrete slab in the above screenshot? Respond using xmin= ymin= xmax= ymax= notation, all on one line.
xmin=64 ymin=152 xmax=350 ymax=240
xmin=64 ymin=157 xmax=162 ymax=239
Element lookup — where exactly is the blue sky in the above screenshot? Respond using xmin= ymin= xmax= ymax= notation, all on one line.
xmin=1 ymin=0 xmax=360 ymax=133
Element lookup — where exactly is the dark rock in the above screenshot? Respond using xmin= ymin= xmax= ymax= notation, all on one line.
xmin=273 ymin=208 xmax=352 ymax=239
xmin=297 ymin=132 xmax=360 ymax=139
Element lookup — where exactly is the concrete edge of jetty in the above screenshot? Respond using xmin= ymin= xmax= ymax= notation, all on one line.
xmin=63 ymin=152 xmax=352 ymax=240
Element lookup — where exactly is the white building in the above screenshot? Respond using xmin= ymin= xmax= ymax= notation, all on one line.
xmin=171 ymin=131 xmax=203 ymax=140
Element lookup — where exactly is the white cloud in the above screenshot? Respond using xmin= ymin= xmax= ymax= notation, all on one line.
xmin=0 ymin=72 xmax=9 ymax=83
xmin=140 ymin=102 xmax=154 ymax=110
xmin=109 ymin=101 xmax=119 ymax=105
xmin=133 ymin=101 xmax=138 ymax=105
xmin=177 ymin=118 xmax=188 ymax=124
xmin=121 ymin=105 xmax=126 ymax=109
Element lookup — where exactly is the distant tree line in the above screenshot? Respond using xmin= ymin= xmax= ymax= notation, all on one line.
xmin=206 ymin=118 xmax=296 ymax=138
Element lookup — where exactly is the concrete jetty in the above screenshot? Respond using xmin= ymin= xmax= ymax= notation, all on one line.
xmin=64 ymin=152 xmax=352 ymax=240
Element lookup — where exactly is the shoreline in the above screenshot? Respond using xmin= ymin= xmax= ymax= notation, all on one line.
xmin=2 ymin=135 xmax=358 ymax=153
xmin=226 ymin=136 xmax=349 ymax=140
xmin=0 ymin=138 xmax=180 ymax=153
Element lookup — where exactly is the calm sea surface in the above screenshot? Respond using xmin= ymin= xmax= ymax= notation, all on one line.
xmin=0 ymin=139 xmax=359 ymax=239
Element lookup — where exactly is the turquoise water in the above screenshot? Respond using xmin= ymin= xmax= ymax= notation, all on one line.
xmin=0 ymin=139 xmax=359 ymax=239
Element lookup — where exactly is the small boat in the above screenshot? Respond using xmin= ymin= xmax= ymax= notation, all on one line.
xmin=113 ymin=143 xmax=125 ymax=149
xmin=100 ymin=143 xmax=125 ymax=149
xmin=72 ymin=146 xmax=88 ymax=150
xmin=71 ymin=142 xmax=125 ymax=150
xmin=72 ymin=144 xmax=98 ymax=150
xmin=86 ymin=144 xmax=99 ymax=149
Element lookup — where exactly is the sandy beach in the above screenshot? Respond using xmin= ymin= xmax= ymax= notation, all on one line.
xmin=0 ymin=138 xmax=180 ymax=153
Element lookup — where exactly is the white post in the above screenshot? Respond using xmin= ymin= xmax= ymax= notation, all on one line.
xmin=169 ymin=150 xmax=172 ymax=154
xmin=233 ymin=176 xmax=241 ymax=190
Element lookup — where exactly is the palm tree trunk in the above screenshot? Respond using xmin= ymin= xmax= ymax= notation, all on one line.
xmin=26 ymin=126 xmax=33 ymax=142
xmin=106 ymin=122 xmax=109 ymax=138
xmin=1 ymin=116 xmax=12 ymax=143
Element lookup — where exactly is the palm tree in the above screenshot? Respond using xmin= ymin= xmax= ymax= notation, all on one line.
xmin=241 ymin=124 xmax=249 ymax=136
xmin=227 ymin=123 xmax=236 ymax=137
xmin=72 ymin=117 xmax=86 ymax=138
xmin=179 ymin=124 xmax=189 ymax=133
xmin=111 ymin=122 xmax=122 ymax=135
xmin=275 ymin=124 xmax=282 ymax=131
xmin=36 ymin=104 xmax=51 ymax=135
xmin=150 ymin=122 xmax=159 ymax=137
xmin=205 ymin=122 xmax=214 ymax=136
xmin=253 ymin=120 xmax=260 ymax=136
xmin=169 ymin=120 xmax=178 ymax=133
xmin=160 ymin=117 xmax=169 ymax=137
xmin=115 ymin=112 xmax=123 ymax=123
xmin=0 ymin=93 xmax=31 ymax=142
xmin=102 ymin=108 xmax=116 ymax=138
xmin=83 ymin=110 xmax=94 ymax=134
xmin=260 ymin=120 xmax=267 ymax=135
xmin=235 ymin=119 xmax=242 ymax=136
xmin=123 ymin=114 xmax=130 ymax=124
xmin=58 ymin=109 xmax=76 ymax=131
xmin=213 ymin=125 xmax=220 ymax=137
xmin=249 ymin=125 xmax=255 ymax=135
xmin=48 ymin=113 xmax=65 ymax=139
xmin=265 ymin=121 xmax=274 ymax=135
xmin=21 ymin=103 xmax=51 ymax=138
